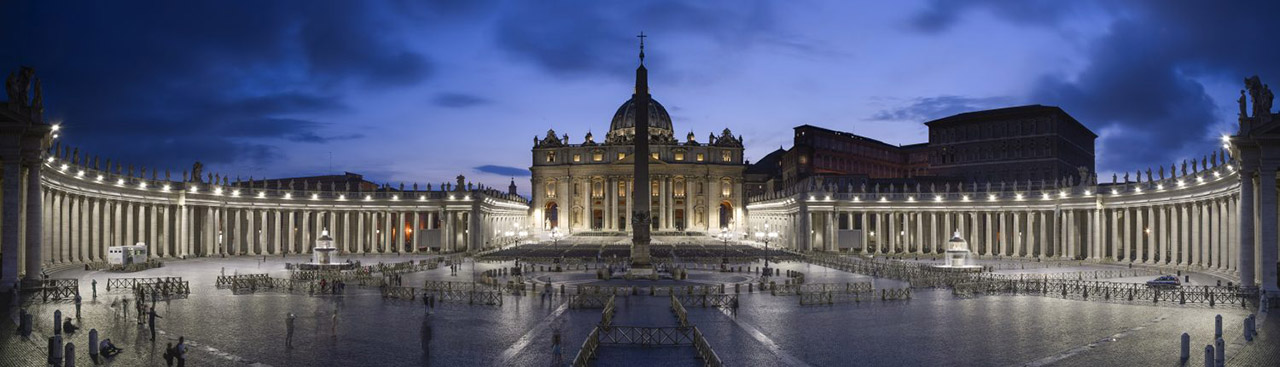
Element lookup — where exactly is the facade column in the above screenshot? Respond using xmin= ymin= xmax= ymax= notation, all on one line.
xmin=1136 ymin=206 xmax=1146 ymax=263
xmin=5 ymin=158 xmax=29 ymax=286
xmin=1257 ymin=167 xmax=1278 ymax=292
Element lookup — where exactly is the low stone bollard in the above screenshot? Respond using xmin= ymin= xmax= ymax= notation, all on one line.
xmin=1181 ymin=333 xmax=1190 ymax=361
xmin=1214 ymin=338 xmax=1224 ymax=367
xmin=64 ymin=342 xmax=75 ymax=367
xmin=49 ymin=335 xmax=63 ymax=365
xmin=54 ymin=310 xmax=62 ymax=335
xmin=1203 ymin=345 xmax=1214 ymax=367
xmin=1244 ymin=318 xmax=1253 ymax=341
xmin=1214 ymin=315 xmax=1222 ymax=340
xmin=88 ymin=329 xmax=99 ymax=362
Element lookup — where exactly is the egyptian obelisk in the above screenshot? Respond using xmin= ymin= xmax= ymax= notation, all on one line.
xmin=630 ymin=32 xmax=653 ymax=270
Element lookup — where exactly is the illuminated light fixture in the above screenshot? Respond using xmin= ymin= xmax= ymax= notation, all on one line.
xmin=879 ymin=196 xmax=887 ymax=202
xmin=464 ymin=195 xmax=470 ymax=200
xmin=1015 ymin=193 xmax=1024 ymax=200
xmin=139 ymin=182 xmax=147 ymax=189
xmin=189 ymin=187 xmax=198 ymax=193
xmin=1213 ymin=171 xmax=1221 ymax=177
xmin=51 ymin=124 xmax=60 ymax=132
xmin=418 ymin=196 xmax=425 ymax=201
xmin=284 ymin=193 xmax=292 ymax=199
xmin=1221 ymin=134 xmax=1230 ymax=143
xmin=1042 ymin=193 xmax=1051 ymax=200
xmin=1177 ymin=180 xmax=1186 ymax=187
xmin=392 ymin=195 xmax=399 ymax=201
xmin=1156 ymin=184 xmax=1164 ymax=190
xmin=214 ymin=187 xmax=223 ymax=195
xmin=46 ymin=157 xmax=54 ymax=163
xmin=1134 ymin=187 xmax=1142 ymax=193
xmin=311 ymin=193 xmax=318 ymax=200
xmin=809 ymin=196 xmax=815 ymax=201
xmin=449 ymin=195 xmax=455 ymax=200
xmin=852 ymin=197 xmax=860 ymax=202
xmin=907 ymin=196 xmax=915 ymax=202
xmin=76 ymin=170 xmax=84 ymax=178
xmin=988 ymin=194 xmax=997 ymax=201
xmin=934 ymin=195 xmax=943 ymax=202
xmin=59 ymin=164 xmax=68 ymax=171
xmin=162 ymin=184 xmax=171 ymax=191
xmin=1084 ymin=190 xmax=1091 ymax=196
xmin=51 ymin=134 xmax=58 ymax=139
xmin=366 ymin=195 xmax=373 ymax=201
xmin=338 ymin=194 xmax=345 ymax=200
xmin=258 ymin=192 xmax=266 ymax=198
xmin=1111 ymin=189 xmax=1119 ymax=195
xmin=116 ymin=179 xmax=125 ymax=185
xmin=1196 ymin=176 xmax=1204 ymax=183
xmin=1058 ymin=191 xmax=1067 ymax=198
xmin=95 ymin=175 xmax=103 ymax=182
xmin=962 ymin=195 xmax=970 ymax=201
xmin=824 ymin=195 xmax=830 ymax=200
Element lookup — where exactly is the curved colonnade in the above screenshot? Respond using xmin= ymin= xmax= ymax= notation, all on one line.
xmin=11 ymin=147 xmax=528 ymax=279
xmin=747 ymin=154 xmax=1277 ymax=291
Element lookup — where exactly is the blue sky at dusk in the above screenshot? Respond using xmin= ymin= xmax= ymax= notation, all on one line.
xmin=2 ymin=1 xmax=1276 ymax=195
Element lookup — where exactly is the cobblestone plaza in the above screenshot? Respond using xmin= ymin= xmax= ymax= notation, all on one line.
xmin=2 ymin=251 xmax=1276 ymax=366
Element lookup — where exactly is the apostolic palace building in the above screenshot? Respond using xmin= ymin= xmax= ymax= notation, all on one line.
xmin=1 ymin=56 xmax=1278 ymax=296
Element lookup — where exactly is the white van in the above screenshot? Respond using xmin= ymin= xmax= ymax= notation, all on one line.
xmin=107 ymin=243 xmax=148 ymax=265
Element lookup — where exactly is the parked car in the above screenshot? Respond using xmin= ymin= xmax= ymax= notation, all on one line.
xmin=1146 ymin=275 xmax=1181 ymax=288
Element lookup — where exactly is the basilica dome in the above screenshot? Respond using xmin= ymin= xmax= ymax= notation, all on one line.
xmin=606 ymin=96 xmax=674 ymax=143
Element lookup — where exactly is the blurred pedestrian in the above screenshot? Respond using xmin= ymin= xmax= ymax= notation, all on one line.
xmin=286 ymin=313 xmax=296 ymax=348
xmin=148 ymin=306 xmax=163 ymax=341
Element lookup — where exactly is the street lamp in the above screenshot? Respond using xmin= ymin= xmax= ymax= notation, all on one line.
xmin=718 ymin=227 xmax=731 ymax=269
xmin=755 ymin=230 xmax=778 ymax=276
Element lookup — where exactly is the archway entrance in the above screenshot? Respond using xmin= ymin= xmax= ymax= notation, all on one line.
xmin=592 ymin=209 xmax=603 ymax=230
xmin=719 ymin=201 xmax=733 ymax=229
xmin=545 ymin=202 xmax=559 ymax=229
xmin=674 ymin=209 xmax=685 ymax=231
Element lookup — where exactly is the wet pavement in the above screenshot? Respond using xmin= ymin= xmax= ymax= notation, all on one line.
xmin=1 ymin=255 xmax=1273 ymax=366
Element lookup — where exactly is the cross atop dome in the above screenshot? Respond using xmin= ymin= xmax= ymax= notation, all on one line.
xmin=637 ymin=31 xmax=647 ymax=64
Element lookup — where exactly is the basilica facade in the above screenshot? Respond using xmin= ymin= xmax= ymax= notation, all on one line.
xmin=529 ymin=68 xmax=746 ymax=235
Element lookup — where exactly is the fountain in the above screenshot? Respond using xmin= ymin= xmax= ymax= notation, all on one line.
xmin=298 ymin=229 xmax=356 ymax=270
xmin=932 ymin=231 xmax=983 ymax=272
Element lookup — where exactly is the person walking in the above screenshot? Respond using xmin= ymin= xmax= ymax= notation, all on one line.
xmin=91 ymin=279 xmax=98 ymax=299
xmin=75 ymin=294 xmax=82 ymax=319
xmin=121 ymin=297 xmax=130 ymax=320
xmin=148 ymin=306 xmax=163 ymax=341
xmin=164 ymin=342 xmax=176 ymax=366
xmin=286 ymin=313 xmax=296 ymax=348
xmin=331 ymin=309 xmax=338 ymax=335
xmin=176 ymin=336 xmax=187 ymax=367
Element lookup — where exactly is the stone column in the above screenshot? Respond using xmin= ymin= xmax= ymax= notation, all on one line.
xmin=997 ymin=212 xmax=1008 ymax=256
xmin=1136 ymin=206 xmax=1146 ymax=263
xmin=1258 ymin=167 xmax=1278 ymax=292
xmin=859 ymin=212 xmax=869 ymax=254
xmin=3 ymin=158 xmax=25 ymax=287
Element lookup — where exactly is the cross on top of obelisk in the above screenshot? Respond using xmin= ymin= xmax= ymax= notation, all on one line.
xmin=637 ymin=32 xmax=646 ymax=64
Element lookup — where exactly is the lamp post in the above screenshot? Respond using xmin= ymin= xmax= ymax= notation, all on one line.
xmin=719 ymin=227 xmax=731 ymax=269
xmin=755 ymin=230 xmax=778 ymax=276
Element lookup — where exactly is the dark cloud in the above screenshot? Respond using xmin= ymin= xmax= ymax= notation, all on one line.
xmin=870 ymin=96 xmax=1015 ymax=122
xmin=473 ymin=165 xmax=530 ymax=177
xmin=910 ymin=0 xmax=1280 ymax=173
xmin=433 ymin=93 xmax=491 ymax=108
xmin=909 ymin=0 xmax=1098 ymax=33
xmin=0 ymin=1 xmax=431 ymax=170
xmin=493 ymin=0 xmax=775 ymax=79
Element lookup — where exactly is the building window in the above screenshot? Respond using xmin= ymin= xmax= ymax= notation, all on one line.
xmin=573 ymin=154 xmax=581 ymax=162
xmin=593 ymin=152 xmax=603 ymax=161
xmin=675 ymin=152 xmax=685 ymax=161
xmin=722 ymin=150 xmax=731 ymax=162
xmin=696 ymin=153 xmax=705 ymax=162
xmin=651 ymin=152 xmax=659 ymax=160
xmin=546 ymin=152 xmax=556 ymax=163
xmin=721 ymin=178 xmax=732 ymax=197
xmin=618 ymin=152 xmax=626 ymax=160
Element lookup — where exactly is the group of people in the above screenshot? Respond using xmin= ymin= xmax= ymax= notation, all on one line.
xmin=316 ymin=278 xmax=346 ymax=294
